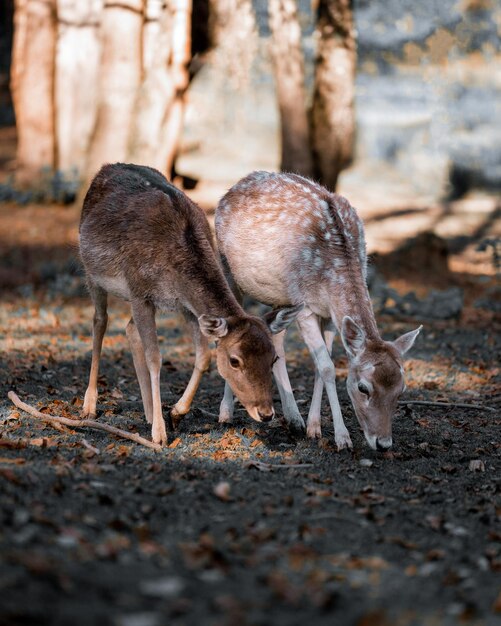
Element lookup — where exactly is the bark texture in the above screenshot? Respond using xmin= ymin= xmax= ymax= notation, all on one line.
xmin=11 ymin=0 xmax=57 ymax=185
xmin=268 ymin=0 xmax=313 ymax=177
xmin=85 ymin=0 xmax=144 ymax=180
xmin=128 ymin=0 xmax=191 ymax=176
xmin=55 ymin=0 xmax=102 ymax=177
xmin=311 ymin=0 xmax=356 ymax=191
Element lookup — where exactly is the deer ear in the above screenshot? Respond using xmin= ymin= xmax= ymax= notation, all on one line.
xmin=264 ymin=304 xmax=303 ymax=335
xmin=341 ymin=316 xmax=366 ymax=358
xmin=198 ymin=315 xmax=228 ymax=338
xmin=392 ymin=325 xmax=422 ymax=356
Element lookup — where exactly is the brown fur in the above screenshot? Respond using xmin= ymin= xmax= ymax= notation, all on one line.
xmin=79 ymin=163 xmax=287 ymax=445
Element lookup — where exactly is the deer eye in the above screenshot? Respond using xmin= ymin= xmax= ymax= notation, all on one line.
xmin=272 ymin=355 xmax=279 ymax=365
xmin=229 ymin=356 xmax=241 ymax=369
xmin=358 ymin=382 xmax=370 ymax=396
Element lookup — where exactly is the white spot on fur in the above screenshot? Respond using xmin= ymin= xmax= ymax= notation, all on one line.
xmin=302 ymin=248 xmax=312 ymax=262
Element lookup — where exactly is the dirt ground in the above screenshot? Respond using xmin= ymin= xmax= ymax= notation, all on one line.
xmin=0 ymin=184 xmax=500 ymax=626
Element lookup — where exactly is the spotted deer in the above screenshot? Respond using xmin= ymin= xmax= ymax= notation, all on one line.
xmin=215 ymin=171 xmax=421 ymax=450
xmin=79 ymin=164 xmax=299 ymax=445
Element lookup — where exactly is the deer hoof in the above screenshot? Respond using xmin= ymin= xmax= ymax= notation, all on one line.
xmin=218 ymin=412 xmax=234 ymax=424
xmin=335 ymin=431 xmax=353 ymax=451
xmin=306 ymin=422 xmax=322 ymax=439
xmin=288 ymin=418 xmax=306 ymax=438
xmin=152 ymin=424 xmax=168 ymax=446
xmin=171 ymin=403 xmax=188 ymax=418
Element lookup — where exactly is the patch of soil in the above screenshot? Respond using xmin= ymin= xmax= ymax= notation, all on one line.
xmin=0 ymin=200 xmax=500 ymax=626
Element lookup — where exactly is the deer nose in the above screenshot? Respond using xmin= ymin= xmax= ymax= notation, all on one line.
xmin=258 ymin=410 xmax=274 ymax=423
xmin=376 ymin=437 xmax=392 ymax=451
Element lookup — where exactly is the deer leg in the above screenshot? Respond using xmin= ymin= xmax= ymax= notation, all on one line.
xmin=82 ymin=283 xmax=108 ymax=418
xmin=219 ymin=382 xmax=235 ymax=423
xmin=126 ymin=317 xmax=154 ymax=425
xmin=307 ymin=319 xmax=336 ymax=439
xmin=130 ymin=299 xmax=167 ymax=446
xmin=218 ymin=258 xmax=240 ymax=425
xmin=272 ymin=330 xmax=306 ymax=437
xmin=172 ymin=313 xmax=211 ymax=419
xmin=297 ymin=311 xmax=352 ymax=450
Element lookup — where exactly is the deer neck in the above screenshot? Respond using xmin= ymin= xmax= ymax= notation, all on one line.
xmin=329 ymin=271 xmax=381 ymax=342
xmin=182 ymin=266 xmax=244 ymax=320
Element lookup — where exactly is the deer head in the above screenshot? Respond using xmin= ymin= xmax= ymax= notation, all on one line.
xmin=341 ymin=316 xmax=421 ymax=450
xmin=198 ymin=306 xmax=301 ymax=422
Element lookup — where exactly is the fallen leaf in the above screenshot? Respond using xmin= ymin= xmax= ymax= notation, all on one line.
xmin=117 ymin=445 xmax=131 ymax=457
xmin=168 ymin=437 xmax=182 ymax=449
xmin=29 ymin=437 xmax=52 ymax=447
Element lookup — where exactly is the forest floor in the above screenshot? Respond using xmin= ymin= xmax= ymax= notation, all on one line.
xmin=0 ymin=181 xmax=500 ymax=626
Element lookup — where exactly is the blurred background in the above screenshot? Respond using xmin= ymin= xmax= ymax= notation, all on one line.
xmin=0 ymin=0 xmax=499 ymax=313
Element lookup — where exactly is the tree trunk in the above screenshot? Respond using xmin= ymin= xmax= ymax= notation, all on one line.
xmin=128 ymin=0 xmax=191 ymax=176
xmin=85 ymin=0 xmax=144 ymax=181
xmin=11 ymin=0 xmax=57 ymax=186
xmin=158 ymin=0 xmax=191 ymax=175
xmin=55 ymin=0 xmax=102 ymax=179
xmin=311 ymin=0 xmax=356 ymax=191
xmin=268 ymin=0 xmax=313 ymax=177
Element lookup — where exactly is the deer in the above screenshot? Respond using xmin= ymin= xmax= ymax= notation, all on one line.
xmin=215 ymin=171 xmax=422 ymax=451
xmin=78 ymin=163 xmax=300 ymax=445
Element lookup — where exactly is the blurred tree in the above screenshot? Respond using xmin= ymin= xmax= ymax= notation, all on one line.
xmin=311 ymin=0 xmax=356 ymax=190
xmin=55 ymin=0 xmax=102 ymax=177
xmin=10 ymin=0 xmax=192 ymax=187
xmin=267 ymin=0 xmax=355 ymax=190
xmin=128 ymin=0 xmax=191 ymax=176
xmin=85 ymin=0 xmax=144 ymax=180
xmin=268 ymin=0 xmax=314 ymax=178
xmin=11 ymin=0 xmax=56 ymax=185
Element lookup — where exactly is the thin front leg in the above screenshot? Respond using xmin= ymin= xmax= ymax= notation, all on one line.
xmin=126 ymin=317 xmax=154 ymax=424
xmin=218 ymin=258 xmax=240 ymax=425
xmin=172 ymin=313 xmax=211 ymax=419
xmin=272 ymin=330 xmax=306 ymax=437
xmin=82 ymin=283 xmax=108 ymax=418
xmin=130 ymin=299 xmax=167 ymax=445
xmin=219 ymin=381 xmax=235 ymax=423
xmin=307 ymin=319 xmax=336 ymax=439
xmin=297 ymin=310 xmax=352 ymax=450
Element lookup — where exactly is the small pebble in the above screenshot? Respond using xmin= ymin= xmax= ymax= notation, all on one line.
xmin=469 ymin=459 xmax=485 ymax=472
xmin=213 ymin=481 xmax=231 ymax=501
xmin=359 ymin=458 xmax=373 ymax=467
xmin=140 ymin=577 xmax=185 ymax=598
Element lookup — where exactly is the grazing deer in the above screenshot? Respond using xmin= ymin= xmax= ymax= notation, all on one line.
xmin=79 ymin=163 xmax=299 ymax=445
xmin=215 ymin=171 xmax=421 ymax=450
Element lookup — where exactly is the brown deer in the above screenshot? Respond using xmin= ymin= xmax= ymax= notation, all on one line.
xmin=215 ymin=171 xmax=421 ymax=450
xmin=79 ymin=164 xmax=300 ymax=445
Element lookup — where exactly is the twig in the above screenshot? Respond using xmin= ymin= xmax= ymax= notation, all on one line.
xmin=81 ymin=439 xmax=100 ymax=455
xmin=194 ymin=407 xmax=220 ymax=420
xmin=399 ymin=400 xmax=496 ymax=413
xmin=7 ymin=391 xmax=162 ymax=451
xmin=245 ymin=460 xmax=313 ymax=472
